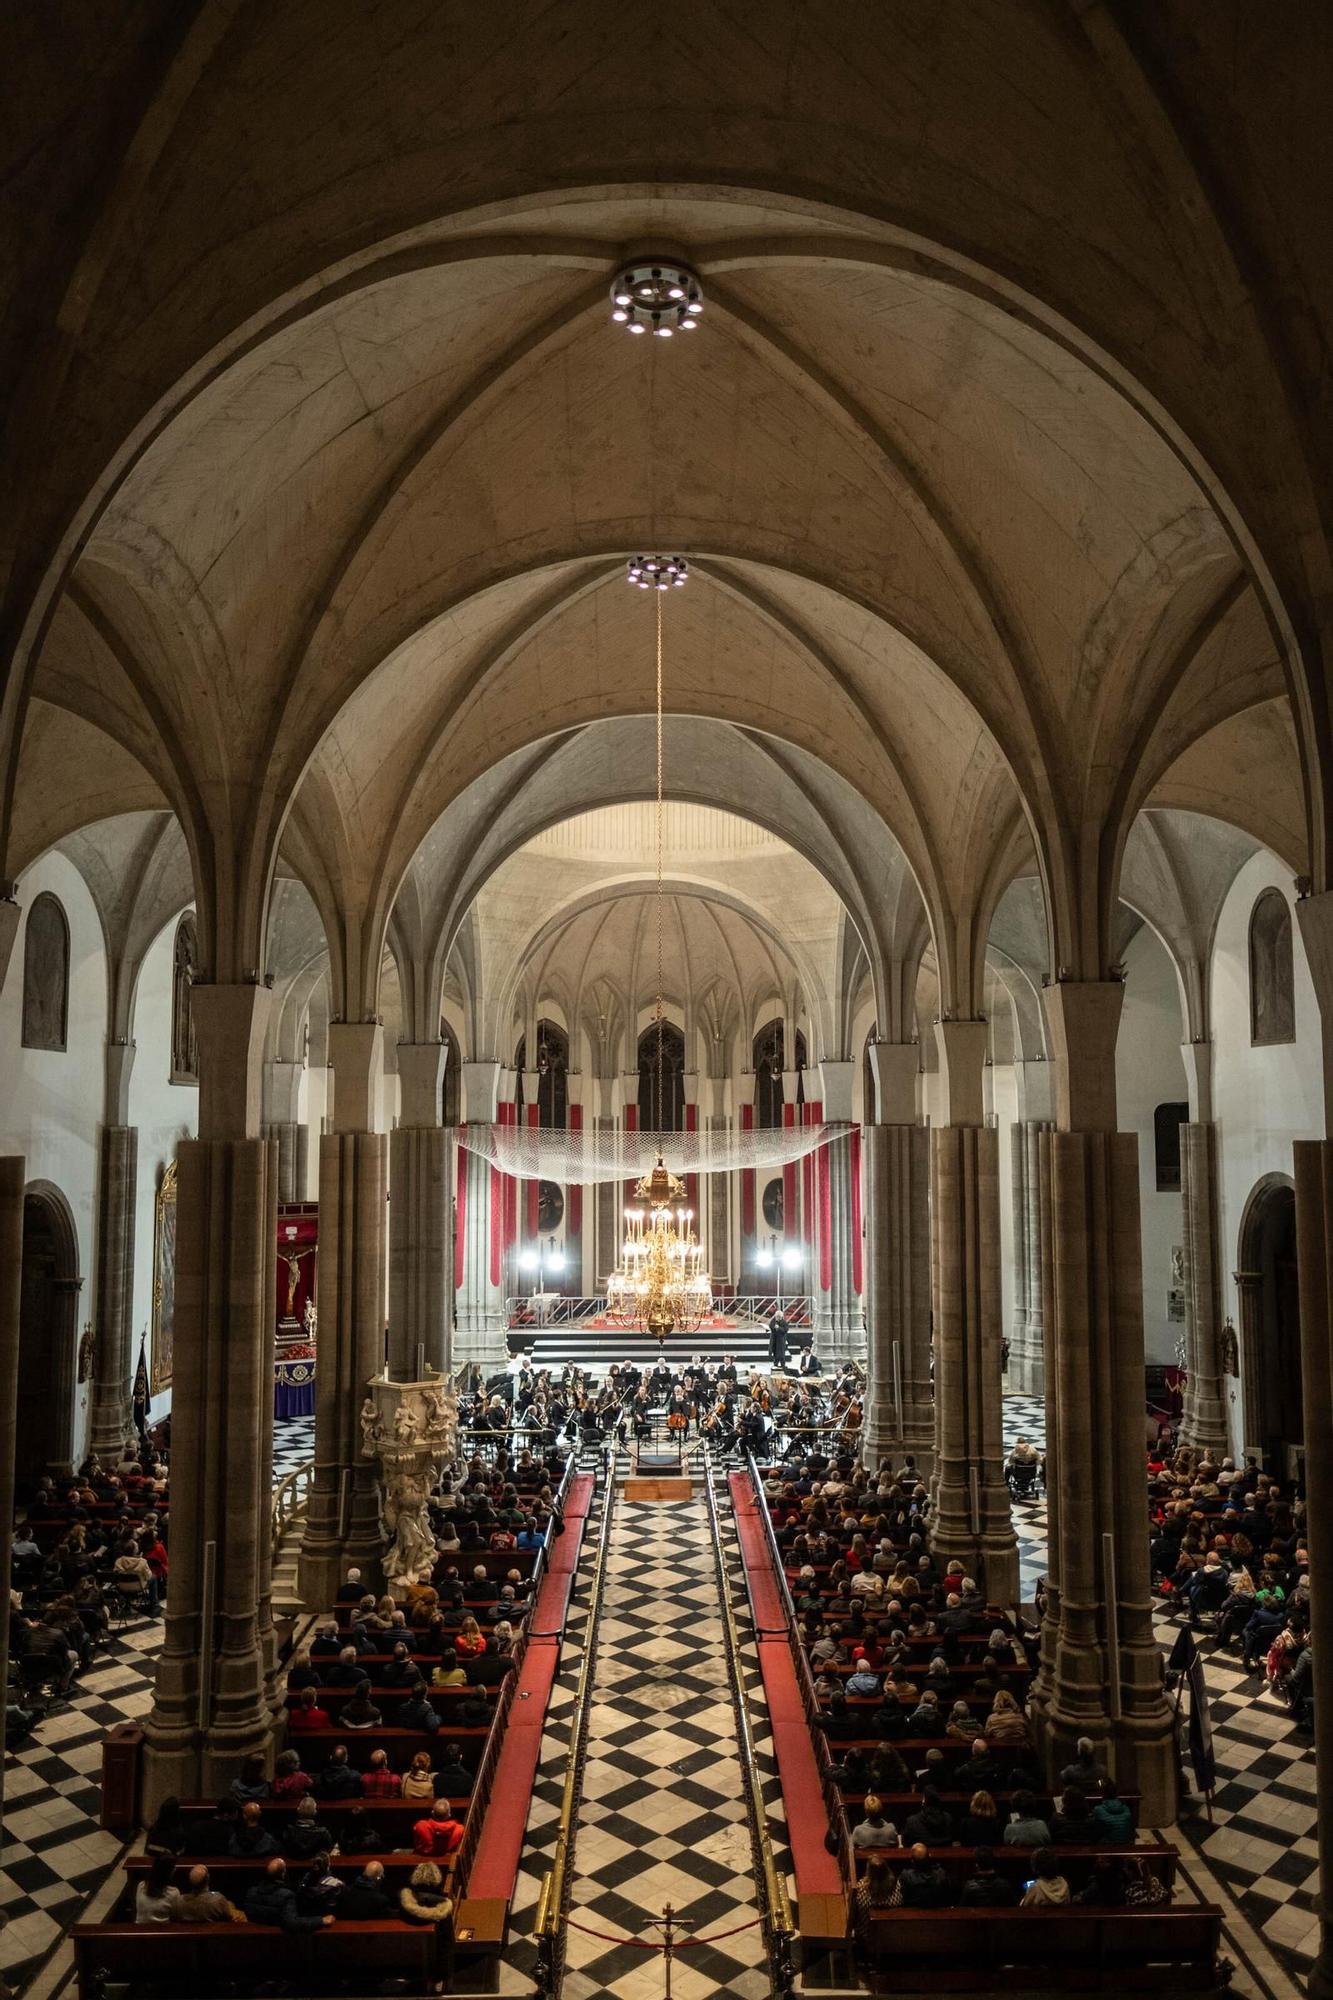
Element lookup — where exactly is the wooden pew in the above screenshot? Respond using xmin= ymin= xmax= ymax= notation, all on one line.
xmin=71 ymin=1919 xmax=440 ymax=1998
xmin=860 ymin=1905 xmax=1224 ymax=1991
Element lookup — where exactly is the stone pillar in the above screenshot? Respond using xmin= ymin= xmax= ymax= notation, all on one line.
xmin=1177 ymin=1041 xmax=1227 ymax=1453
xmin=929 ymin=1021 xmax=1018 ymax=1604
xmin=1008 ymin=1061 xmax=1053 ymax=1395
xmin=1292 ymin=891 xmax=1333 ymax=2000
xmin=707 ymin=1077 xmax=731 ymax=1287
xmin=263 ymin=1058 xmax=307 ymax=1204
xmin=389 ymin=1042 xmax=451 ymax=1380
xmin=593 ymin=1072 xmax=617 ymax=1298
xmin=299 ymin=1024 xmax=388 ymax=1610
xmin=90 ymin=1039 xmax=138 ymax=1457
xmin=1028 ymin=982 xmax=1176 ymax=1825
xmin=861 ymin=1043 xmax=933 ymax=1473
xmin=0 ymin=1156 xmax=25 ymax=1820
xmin=454 ymin=1060 xmax=507 ymax=1372
xmin=143 ymin=985 xmax=278 ymax=1815
xmin=815 ymin=1060 xmax=861 ymax=1361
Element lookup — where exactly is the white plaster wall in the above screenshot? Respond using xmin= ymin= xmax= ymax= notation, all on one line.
xmin=0 ymin=854 xmax=107 ymax=1463
xmin=1116 ymin=925 xmax=1188 ymax=1366
xmin=128 ymin=916 xmax=198 ymax=1425
xmin=1211 ymin=852 xmax=1322 ymax=1458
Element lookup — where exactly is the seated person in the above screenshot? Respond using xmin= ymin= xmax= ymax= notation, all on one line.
xmin=898 ymin=1842 xmax=951 ymax=1908
xmin=177 ymin=1864 xmax=245 ymax=1924
xmin=398 ymin=1679 xmax=443 ymax=1734
xmin=314 ymin=1743 xmax=364 ymax=1799
xmin=1049 ymin=1787 xmax=1096 ymax=1843
xmin=339 ymin=1859 xmax=395 ymax=1919
xmin=287 ymin=1685 xmax=331 ymax=1731
xmin=228 ymin=1799 xmax=279 ymax=1858
xmin=381 ymin=1640 xmax=423 ymax=1688
xmin=1090 ymin=1779 xmax=1133 ymax=1844
xmin=850 ymin=1795 xmax=899 ymax=1850
xmin=412 ymin=1798 xmax=466 ymax=1858
xmin=959 ymin=1844 xmax=1016 ymax=1906
xmin=361 ymin=1746 xmax=402 ymax=1797
xmin=133 ymin=1854 xmax=182 ymax=1924
xmin=1020 ymin=1846 xmax=1071 ymax=1906
xmin=340 ymin=1677 xmax=382 ymax=1730
xmin=433 ymin=1742 xmax=474 ymax=1795
xmin=1002 ymin=1791 xmax=1051 ymax=1846
xmin=282 ymin=1795 xmax=335 ymax=1861
xmin=432 ymin=1645 xmax=468 ymax=1689
xmin=295 ymin=1852 xmax=344 ymax=1919
xmin=901 ymin=1788 xmax=955 ymax=1847
xmin=243 ymin=1856 xmax=334 ymax=1933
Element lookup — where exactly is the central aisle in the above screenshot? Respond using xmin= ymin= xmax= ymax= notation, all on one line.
xmin=563 ymin=1483 xmax=770 ymax=2000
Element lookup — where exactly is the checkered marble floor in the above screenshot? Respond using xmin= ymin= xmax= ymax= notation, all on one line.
xmin=501 ymin=1474 xmax=771 ymax=2000
xmin=1001 ymin=1392 xmax=1317 ymax=1996
xmin=0 ymin=1416 xmax=317 ymax=1998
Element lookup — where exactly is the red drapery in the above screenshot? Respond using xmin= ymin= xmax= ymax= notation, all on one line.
xmin=783 ymin=1100 xmax=798 ymax=1247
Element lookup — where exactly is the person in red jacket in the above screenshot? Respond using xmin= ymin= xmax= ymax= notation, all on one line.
xmin=287 ymin=1686 xmax=331 ymax=1732
xmin=412 ymin=1799 xmax=465 ymax=1857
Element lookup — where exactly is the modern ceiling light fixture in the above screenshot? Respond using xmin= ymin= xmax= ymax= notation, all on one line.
xmin=626 ymin=554 xmax=688 ymax=590
xmin=609 ymin=259 xmax=704 ymax=336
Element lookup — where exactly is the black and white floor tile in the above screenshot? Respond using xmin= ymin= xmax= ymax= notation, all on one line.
xmin=1000 ymin=1392 xmax=1318 ymax=1994
xmin=0 ymin=1415 xmax=317 ymax=1998
xmin=496 ymin=1469 xmax=771 ymax=2000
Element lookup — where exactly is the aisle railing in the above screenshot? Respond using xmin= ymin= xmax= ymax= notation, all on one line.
xmin=703 ymin=1448 xmax=798 ymax=1994
xmin=270 ymin=1459 xmax=313 ymax=1547
xmin=533 ymin=1447 xmax=618 ymax=1999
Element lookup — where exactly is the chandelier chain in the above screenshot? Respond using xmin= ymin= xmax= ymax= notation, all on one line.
xmin=655 ymin=588 xmax=664 ymax=1130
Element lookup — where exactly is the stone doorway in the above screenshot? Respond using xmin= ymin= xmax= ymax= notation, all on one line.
xmin=18 ymin=1182 xmax=81 ymax=1481
xmin=1236 ymin=1174 xmax=1302 ymax=1478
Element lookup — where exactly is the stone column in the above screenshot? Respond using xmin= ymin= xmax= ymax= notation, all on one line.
xmin=454 ymin=1060 xmax=507 ymax=1372
xmin=815 ymin=1060 xmax=861 ymax=1361
xmin=263 ymin=1059 xmax=307 ymax=1203
xmin=90 ymin=1040 xmax=138 ymax=1456
xmin=143 ymin=985 xmax=278 ymax=1815
xmin=1292 ymin=891 xmax=1333 ymax=2000
xmin=861 ymin=1043 xmax=933 ymax=1474
xmin=388 ymin=1042 xmax=451 ymax=1380
xmin=0 ymin=1155 xmax=25 ymax=1821
xmin=929 ymin=1020 xmax=1018 ymax=1604
xmin=1008 ymin=1063 xmax=1053 ymax=1396
xmin=593 ymin=1071 xmax=617 ymax=1298
xmin=1027 ymin=982 xmax=1176 ymax=1825
xmin=707 ymin=1077 xmax=730 ymax=1288
xmin=1177 ymin=1041 xmax=1227 ymax=1453
xmin=298 ymin=1024 xmax=388 ymax=1610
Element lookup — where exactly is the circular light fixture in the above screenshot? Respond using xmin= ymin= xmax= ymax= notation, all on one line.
xmin=626 ymin=555 xmax=688 ymax=590
xmin=609 ymin=260 xmax=704 ymax=336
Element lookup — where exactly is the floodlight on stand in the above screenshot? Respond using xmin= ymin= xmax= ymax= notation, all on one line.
xmin=609 ymin=259 xmax=704 ymax=335
xmin=756 ymin=1247 xmax=774 ymax=1269
xmin=782 ymin=1245 xmax=803 ymax=1272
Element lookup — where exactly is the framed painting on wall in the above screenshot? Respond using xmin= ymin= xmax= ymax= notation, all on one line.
xmin=151 ymin=1158 xmax=178 ymax=1393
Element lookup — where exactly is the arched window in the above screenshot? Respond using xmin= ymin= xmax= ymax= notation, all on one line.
xmin=170 ymin=914 xmax=199 ymax=1083
xmin=514 ymin=1021 xmax=569 ymax=1127
xmin=638 ymin=1019 xmax=685 ymax=1131
xmin=21 ymin=893 xmax=69 ymax=1051
xmin=752 ymin=1019 xmax=807 ymax=1129
xmin=1249 ymin=889 xmax=1296 ymax=1046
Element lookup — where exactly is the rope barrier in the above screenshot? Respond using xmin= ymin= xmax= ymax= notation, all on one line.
xmin=564 ymin=1913 xmax=766 ymax=1948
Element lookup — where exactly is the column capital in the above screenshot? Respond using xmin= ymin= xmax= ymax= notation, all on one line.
xmin=933 ymin=1019 xmax=988 ymax=1127
xmin=816 ymin=1058 xmax=855 ymax=1122
xmin=867 ymin=1040 xmax=919 ymax=1124
xmin=1041 ymin=980 xmax=1123 ymax=1132
xmin=396 ymin=1041 xmax=445 ymax=1126
xmin=192 ymin=983 xmax=273 ymax=1140
xmin=461 ymin=1058 xmax=502 ymax=1123
xmin=327 ymin=1021 xmax=384 ymax=1134
xmin=1180 ymin=1040 xmax=1213 ymax=1123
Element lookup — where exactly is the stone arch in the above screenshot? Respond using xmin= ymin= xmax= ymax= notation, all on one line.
xmin=1235 ymin=1172 xmax=1301 ymax=1474
xmin=18 ymin=1180 xmax=83 ymax=1480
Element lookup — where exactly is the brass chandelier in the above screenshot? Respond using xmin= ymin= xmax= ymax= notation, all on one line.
xmin=604 ymin=565 xmax=713 ymax=1342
